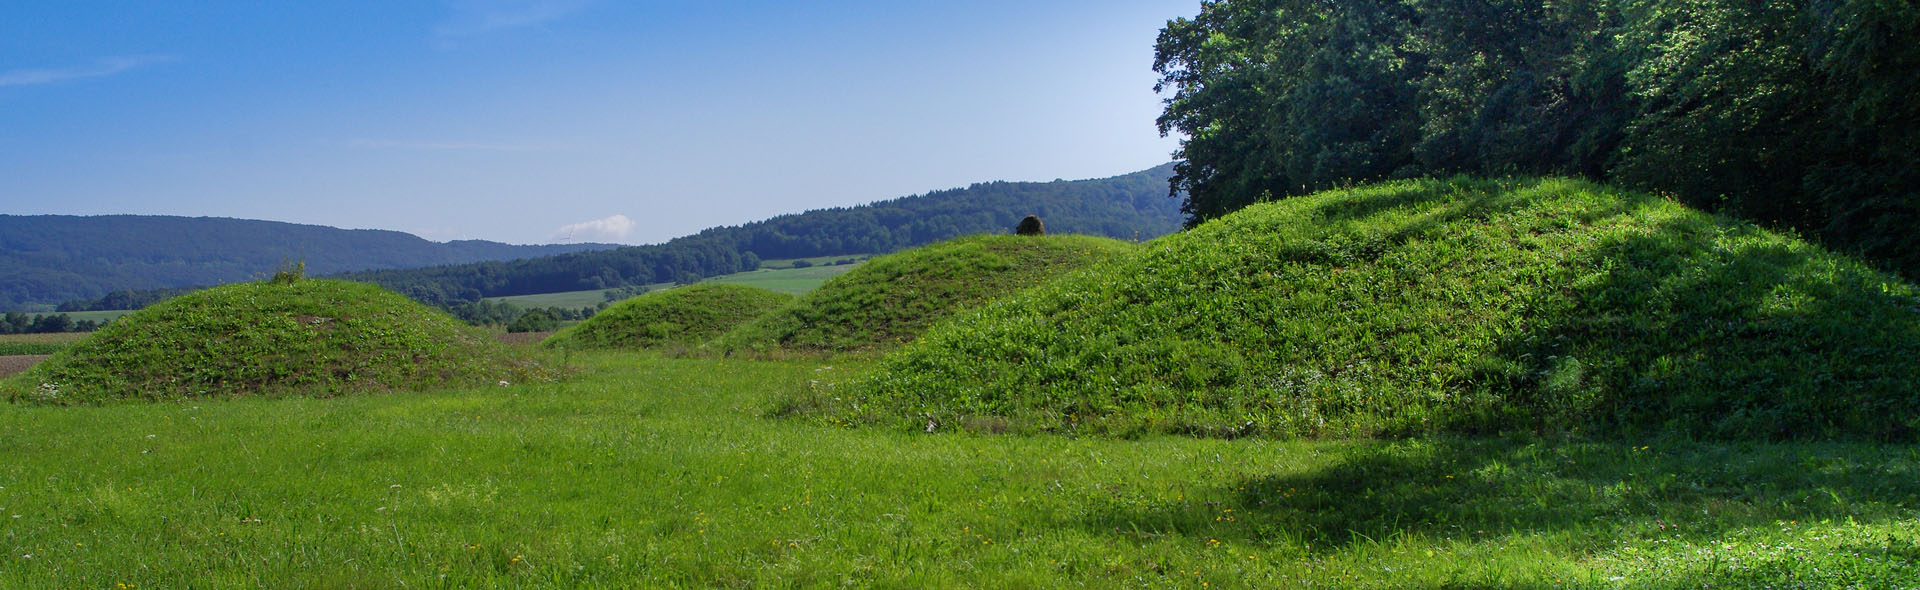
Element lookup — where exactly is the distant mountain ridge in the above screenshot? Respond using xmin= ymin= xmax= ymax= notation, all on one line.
xmin=340 ymin=163 xmax=1185 ymax=306
xmin=0 ymin=215 xmax=618 ymax=310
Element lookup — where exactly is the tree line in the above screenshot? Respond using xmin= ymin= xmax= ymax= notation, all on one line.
xmin=335 ymin=165 xmax=1181 ymax=306
xmin=1 ymin=312 xmax=104 ymax=334
xmin=1155 ymin=0 xmax=1917 ymax=278
xmin=0 ymin=214 xmax=617 ymax=311
xmin=47 ymin=165 xmax=1183 ymax=314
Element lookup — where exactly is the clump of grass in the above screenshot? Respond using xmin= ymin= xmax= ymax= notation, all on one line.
xmin=708 ymin=234 xmax=1137 ymax=356
xmin=2 ymin=278 xmax=557 ymax=404
xmin=839 ymin=177 xmax=1920 ymax=440
xmin=540 ymin=283 xmax=793 ymax=351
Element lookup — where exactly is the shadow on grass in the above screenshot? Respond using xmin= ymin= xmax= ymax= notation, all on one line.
xmin=1082 ymin=437 xmax=1920 ymax=554
xmin=1449 ymin=195 xmax=1920 ymax=441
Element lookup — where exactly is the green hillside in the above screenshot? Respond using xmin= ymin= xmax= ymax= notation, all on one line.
xmin=543 ymin=284 xmax=794 ymax=351
xmin=712 ymin=234 xmax=1137 ymax=356
xmin=839 ymin=177 xmax=1920 ymax=441
xmin=3 ymin=279 xmax=556 ymax=404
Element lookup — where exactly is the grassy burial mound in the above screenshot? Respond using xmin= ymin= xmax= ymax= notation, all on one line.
xmin=711 ymin=234 xmax=1137 ymax=355
xmin=541 ymin=283 xmax=793 ymax=350
xmin=842 ymin=177 xmax=1920 ymax=441
xmin=2 ymin=279 xmax=553 ymax=404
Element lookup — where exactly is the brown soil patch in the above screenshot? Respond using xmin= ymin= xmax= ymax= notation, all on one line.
xmin=0 ymin=355 xmax=50 ymax=378
xmin=492 ymin=331 xmax=554 ymax=347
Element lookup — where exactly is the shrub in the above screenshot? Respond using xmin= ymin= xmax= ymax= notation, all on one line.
xmin=1015 ymin=215 xmax=1045 ymax=236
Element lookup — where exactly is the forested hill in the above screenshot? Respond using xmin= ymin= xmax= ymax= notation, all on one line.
xmin=341 ymin=164 xmax=1183 ymax=306
xmin=0 ymin=215 xmax=618 ymax=311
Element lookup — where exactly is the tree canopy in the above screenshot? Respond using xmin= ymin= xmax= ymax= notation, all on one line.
xmin=1156 ymin=0 xmax=1918 ymax=277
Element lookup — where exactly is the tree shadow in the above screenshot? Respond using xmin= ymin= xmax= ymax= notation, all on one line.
xmin=1075 ymin=177 xmax=1920 ymax=561
xmin=1078 ymin=436 xmax=1920 ymax=555
xmin=1442 ymin=194 xmax=1920 ymax=440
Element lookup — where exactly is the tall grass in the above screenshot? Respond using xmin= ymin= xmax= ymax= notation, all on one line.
xmin=2 ymin=279 xmax=556 ymax=404
xmin=711 ymin=234 xmax=1136 ymax=356
xmin=843 ymin=177 xmax=1920 ymax=440
xmin=542 ymin=283 xmax=793 ymax=351
xmin=0 ymin=353 xmax=1914 ymax=587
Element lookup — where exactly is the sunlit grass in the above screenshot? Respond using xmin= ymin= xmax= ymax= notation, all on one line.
xmin=701 ymin=263 xmax=862 ymax=295
xmin=712 ymin=234 xmax=1137 ymax=356
xmin=542 ymin=284 xmax=792 ymax=351
xmin=848 ymin=177 xmax=1920 ymax=441
xmin=1 ymin=353 xmax=1914 ymax=587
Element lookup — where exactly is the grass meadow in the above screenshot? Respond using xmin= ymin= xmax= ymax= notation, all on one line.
xmin=3 ymin=351 xmax=1915 ymax=587
xmin=703 ymin=263 xmax=863 ymax=295
xmin=485 ymin=257 xmax=869 ymax=309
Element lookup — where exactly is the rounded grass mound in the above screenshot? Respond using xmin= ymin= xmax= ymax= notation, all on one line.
xmin=843 ymin=177 xmax=1920 ymax=441
xmin=3 ymin=279 xmax=555 ymax=404
xmin=711 ymin=234 xmax=1137 ymax=355
xmin=541 ymin=283 xmax=793 ymax=351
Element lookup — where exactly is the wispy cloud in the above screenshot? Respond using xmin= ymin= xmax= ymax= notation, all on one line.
xmin=435 ymin=0 xmax=593 ymax=38
xmin=553 ymin=214 xmax=634 ymax=242
xmin=347 ymin=138 xmax=564 ymax=152
xmin=0 ymin=55 xmax=176 ymax=88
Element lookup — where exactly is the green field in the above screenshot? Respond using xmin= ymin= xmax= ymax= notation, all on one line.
xmin=486 ymin=287 xmax=666 ymax=309
xmin=1 ymin=352 xmax=1914 ymax=587
xmin=485 ymin=257 xmax=870 ymax=308
xmin=700 ymin=261 xmax=863 ymax=295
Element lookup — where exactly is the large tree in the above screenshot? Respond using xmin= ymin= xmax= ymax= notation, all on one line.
xmin=1156 ymin=0 xmax=1918 ymax=277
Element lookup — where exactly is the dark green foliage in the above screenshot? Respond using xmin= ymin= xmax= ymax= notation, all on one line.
xmin=0 ymin=214 xmax=617 ymax=310
xmin=1015 ymin=215 xmax=1045 ymax=236
xmin=1156 ymin=0 xmax=1920 ymax=279
xmin=0 ymin=312 xmax=96 ymax=335
xmin=56 ymin=287 xmax=199 ymax=313
xmin=543 ymin=284 xmax=793 ymax=350
xmin=1 ymin=279 xmax=556 ymax=404
xmin=335 ymin=165 xmax=1182 ymax=307
xmin=506 ymin=309 xmax=560 ymax=333
xmin=445 ymin=300 xmax=598 ymax=329
xmin=840 ymin=178 xmax=1920 ymax=441
xmin=712 ymin=234 xmax=1137 ymax=355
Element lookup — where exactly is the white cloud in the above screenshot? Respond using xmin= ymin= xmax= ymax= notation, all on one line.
xmin=553 ymin=214 xmax=634 ymax=242
xmin=0 ymin=55 xmax=176 ymax=88
xmin=347 ymin=138 xmax=562 ymax=152
xmin=435 ymin=0 xmax=593 ymax=37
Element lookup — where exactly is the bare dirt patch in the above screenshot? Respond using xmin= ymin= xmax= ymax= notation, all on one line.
xmin=0 ymin=355 xmax=50 ymax=377
xmin=492 ymin=331 xmax=554 ymax=347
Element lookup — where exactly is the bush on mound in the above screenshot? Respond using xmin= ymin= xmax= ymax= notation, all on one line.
xmin=2 ymin=279 xmax=555 ymax=404
xmin=711 ymin=234 xmax=1137 ymax=355
xmin=840 ymin=177 xmax=1920 ymax=441
xmin=541 ymin=283 xmax=793 ymax=350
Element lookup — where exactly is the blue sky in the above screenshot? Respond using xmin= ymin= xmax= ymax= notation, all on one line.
xmin=0 ymin=1 xmax=1193 ymax=245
